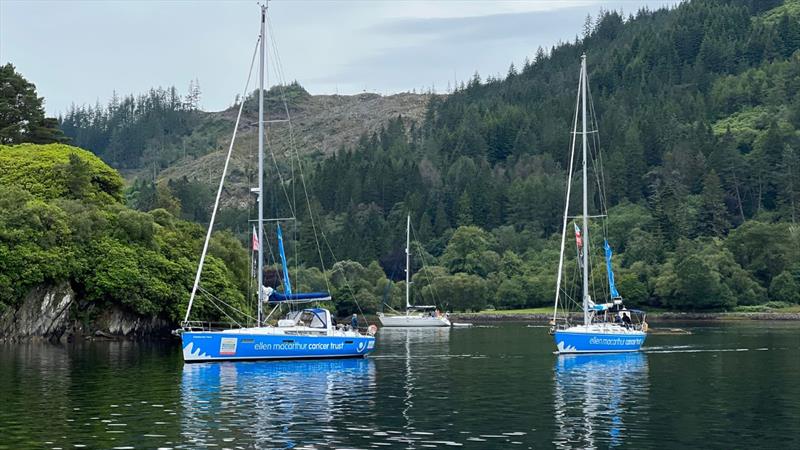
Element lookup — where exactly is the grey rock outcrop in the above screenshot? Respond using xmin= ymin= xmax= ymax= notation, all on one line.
xmin=0 ymin=284 xmax=174 ymax=341
xmin=0 ymin=284 xmax=74 ymax=341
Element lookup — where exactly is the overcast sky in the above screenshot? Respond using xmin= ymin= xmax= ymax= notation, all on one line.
xmin=1 ymin=0 xmax=680 ymax=116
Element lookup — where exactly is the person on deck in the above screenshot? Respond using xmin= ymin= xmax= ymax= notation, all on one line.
xmin=351 ymin=313 xmax=358 ymax=331
xmin=621 ymin=308 xmax=632 ymax=328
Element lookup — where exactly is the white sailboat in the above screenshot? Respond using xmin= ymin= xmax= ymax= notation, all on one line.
xmin=176 ymin=4 xmax=376 ymax=362
xmin=378 ymin=215 xmax=450 ymax=328
xmin=549 ymin=54 xmax=647 ymax=353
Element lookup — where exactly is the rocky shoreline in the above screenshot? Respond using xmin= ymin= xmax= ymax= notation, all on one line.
xmin=0 ymin=284 xmax=174 ymax=342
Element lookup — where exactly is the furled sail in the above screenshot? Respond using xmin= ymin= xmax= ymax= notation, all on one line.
xmin=277 ymin=223 xmax=292 ymax=295
xmin=603 ymin=239 xmax=621 ymax=299
xmin=267 ymin=224 xmax=330 ymax=303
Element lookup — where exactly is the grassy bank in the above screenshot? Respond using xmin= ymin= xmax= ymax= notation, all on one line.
xmin=449 ymin=305 xmax=800 ymax=323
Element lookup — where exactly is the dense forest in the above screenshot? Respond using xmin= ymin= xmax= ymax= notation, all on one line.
xmin=297 ymin=0 xmax=800 ymax=312
xmin=31 ymin=0 xmax=800 ymax=317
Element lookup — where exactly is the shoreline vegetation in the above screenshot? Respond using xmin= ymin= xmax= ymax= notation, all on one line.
xmin=448 ymin=306 xmax=800 ymax=323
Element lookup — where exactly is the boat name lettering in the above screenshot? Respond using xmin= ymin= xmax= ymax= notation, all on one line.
xmin=588 ymin=337 xmax=644 ymax=346
xmin=252 ymin=342 xmax=346 ymax=351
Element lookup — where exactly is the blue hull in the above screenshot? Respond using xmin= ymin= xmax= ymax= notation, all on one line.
xmin=182 ymin=331 xmax=376 ymax=362
xmin=554 ymin=330 xmax=646 ymax=353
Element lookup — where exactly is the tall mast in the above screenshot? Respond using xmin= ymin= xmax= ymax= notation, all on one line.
xmin=257 ymin=4 xmax=266 ymax=327
xmin=552 ymin=67 xmax=582 ymax=324
xmin=405 ymin=214 xmax=411 ymax=311
xmin=581 ymin=54 xmax=590 ymax=327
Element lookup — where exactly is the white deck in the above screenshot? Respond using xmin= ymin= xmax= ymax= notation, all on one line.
xmin=560 ymin=323 xmax=645 ymax=335
xmin=193 ymin=326 xmax=365 ymax=337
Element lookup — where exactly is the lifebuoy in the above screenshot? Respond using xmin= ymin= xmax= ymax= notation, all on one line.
xmin=367 ymin=324 xmax=378 ymax=336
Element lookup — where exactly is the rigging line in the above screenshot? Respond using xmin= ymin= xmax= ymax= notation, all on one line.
xmin=265 ymin=15 xmax=331 ymax=296
xmin=258 ymin=13 xmax=298 ymax=255
xmin=410 ymin=225 xmax=437 ymax=308
xmin=184 ymin=37 xmax=260 ymax=324
xmin=588 ymin=86 xmax=608 ymax=210
xmin=198 ymin=286 xmax=257 ymax=322
xmin=410 ymin=221 xmax=443 ymax=309
xmin=282 ymin=97 xmax=331 ymax=294
xmin=260 ymin=47 xmax=296 ymax=222
xmin=318 ymin=230 xmax=371 ymax=325
xmin=263 ymin=113 xmax=297 ymax=220
xmin=408 ymin=223 xmax=430 ymax=306
xmin=384 ymin=304 xmax=403 ymax=314
xmin=587 ymin=81 xmax=610 ymax=237
xmin=554 ymin=66 xmax=583 ymax=322
xmin=199 ymin=289 xmax=244 ymax=328
xmin=266 ymin=16 xmax=365 ymax=321
xmin=247 ymin=81 xmax=260 ymax=323
xmin=263 ymin=225 xmax=280 ymax=290
xmin=266 ymin=18 xmax=301 ymax=289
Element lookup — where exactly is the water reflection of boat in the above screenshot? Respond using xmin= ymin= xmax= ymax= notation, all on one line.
xmin=180 ymin=359 xmax=376 ymax=448
xmin=553 ymin=353 xmax=648 ymax=449
xmin=378 ymin=328 xmax=451 ymax=437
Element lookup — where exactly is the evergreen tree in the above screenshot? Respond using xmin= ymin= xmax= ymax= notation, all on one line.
xmin=699 ymin=170 xmax=730 ymax=236
xmin=779 ymin=146 xmax=800 ymax=223
xmin=0 ymin=64 xmax=66 ymax=144
xmin=456 ymin=190 xmax=473 ymax=226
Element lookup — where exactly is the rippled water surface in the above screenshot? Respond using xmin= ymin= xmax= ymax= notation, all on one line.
xmin=1 ymin=322 xmax=799 ymax=449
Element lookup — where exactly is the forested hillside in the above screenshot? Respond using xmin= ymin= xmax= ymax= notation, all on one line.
xmin=60 ymin=83 xmax=431 ymax=222
xmin=297 ymin=0 xmax=800 ymax=312
xmin=51 ymin=0 xmax=800 ymax=315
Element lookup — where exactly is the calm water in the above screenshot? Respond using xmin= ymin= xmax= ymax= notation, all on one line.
xmin=1 ymin=322 xmax=799 ymax=449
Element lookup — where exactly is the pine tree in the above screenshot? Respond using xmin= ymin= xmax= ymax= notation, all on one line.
xmin=779 ymin=146 xmax=800 ymax=223
xmin=0 ymin=64 xmax=66 ymax=144
xmin=583 ymin=14 xmax=593 ymax=40
xmin=456 ymin=190 xmax=473 ymax=226
xmin=507 ymin=63 xmax=518 ymax=80
xmin=433 ymin=201 xmax=450 ymax=235
xmin=699 ymin=170 xmax=730 ymax=236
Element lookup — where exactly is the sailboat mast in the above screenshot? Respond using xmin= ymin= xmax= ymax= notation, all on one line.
xmin=581 ymin=54 xmax=590 ymax=327
xmin=257 ymin=4 xmax=266 ymax=327
xmin=405 ymin=214 xmax=411 ymax=311
xmin=552 ymin=66 xmax=583 ymax=324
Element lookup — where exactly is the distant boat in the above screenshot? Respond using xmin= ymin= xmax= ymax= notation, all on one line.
xmin=177 ymin=5 xmax=376 ymax=362
xmin=378 ymin=215 xmax=450 ymax=328
xmin=549 ymin=55 xmax=647 ymax=354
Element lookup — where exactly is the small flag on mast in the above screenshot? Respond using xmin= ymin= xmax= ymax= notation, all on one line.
xmin=574 ymin=223 xmax=583 ymax=249
xmin=252 ymin=225 xmax=259 ymax=251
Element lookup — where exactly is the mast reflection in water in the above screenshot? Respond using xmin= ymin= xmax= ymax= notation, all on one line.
xmin=553 ymin=353 xmax=649 ymax=449
xmin=180 ymin=359 xmax=376 ymax=448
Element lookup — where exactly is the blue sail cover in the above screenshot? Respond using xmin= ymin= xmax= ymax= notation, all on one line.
xmin=268 ymin=291 xmax=331 ymax=302
xmin=276 ymin=224 xmax=292 ymax=295
xmin=604 ymin=240 xmax=621 ymax=298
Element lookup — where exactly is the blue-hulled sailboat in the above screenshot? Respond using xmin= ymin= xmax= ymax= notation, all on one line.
xmin=177 ymin=4 xmax=376 ymax=362
xmin=549 ymin=54 xmax=647 ymax=354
